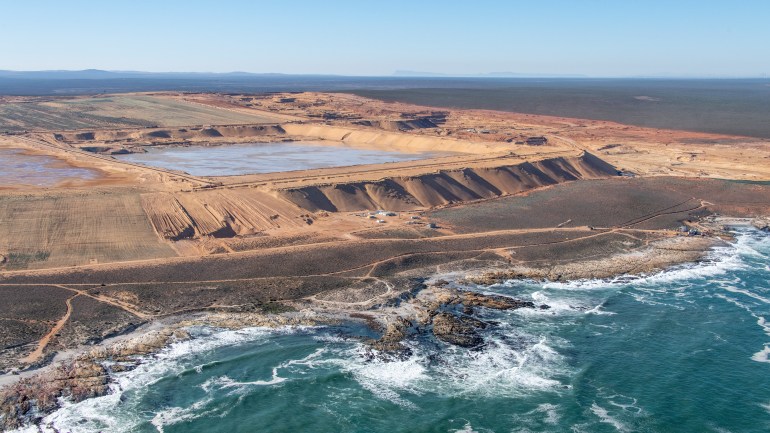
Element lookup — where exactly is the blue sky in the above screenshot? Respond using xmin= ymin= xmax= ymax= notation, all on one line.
xmin=1 ymin=0 xmax=768 ymax=76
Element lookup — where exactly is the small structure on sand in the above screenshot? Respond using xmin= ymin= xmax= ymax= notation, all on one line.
xmin=525 ymin=136 xmax=548 ymax=146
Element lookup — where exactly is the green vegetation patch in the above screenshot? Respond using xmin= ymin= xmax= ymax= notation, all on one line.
xmin=5 ymin=251 xmax=51 ymax=269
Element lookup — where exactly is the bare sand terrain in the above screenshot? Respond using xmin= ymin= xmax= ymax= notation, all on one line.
xmin=1 ymin=91 xmax=769 ymax=429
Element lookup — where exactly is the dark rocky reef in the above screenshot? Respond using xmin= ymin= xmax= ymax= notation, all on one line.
xmin=432 ymin=313 xmax=486 ymax=347
xmin=369 ymin=286 xmax=543 ymax=352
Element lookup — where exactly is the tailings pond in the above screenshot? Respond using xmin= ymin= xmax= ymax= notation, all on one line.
xmin=115 ymin=142 xmax=451 ymax=176
xmin=0 ymin=148 xmax=100 ymax=187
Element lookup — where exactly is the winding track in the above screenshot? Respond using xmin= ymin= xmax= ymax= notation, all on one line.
xmin=19 ymin=294 xmax=78 ymax=364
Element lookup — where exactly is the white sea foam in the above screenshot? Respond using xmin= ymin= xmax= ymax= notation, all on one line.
xmin=607 ymin=395 xmax=642 ymax=415
xmin=528 ymin=290 xmax=609 ymax=315
xmin=751 ymin=345 xmax=770 ymax=364
xmin=335 ymin=347 xmax=428 ymax=408
xmin=722 ymin=286 xmax=770 ymax=305
xmin=14 ymin=326 xmax=310 ymax=433
xmin=590 ymin=403 xmax=630 ymax=432
xmin=760 ymin=401 xmax=770 ymax=414
xmin=449 ymin=421 xmax=480 ymax=433
xmin=510 ymin=403 xmax=563 ymax=432
xmin=150 ymin=396 xmax=220 ymax=433
xmin=758 ymin=316 xmax=770 ymax=337
xmin=314 ymin=327 xmax=569 ymax=410
xmin=536 ymin=403 xmax=561 ymax=425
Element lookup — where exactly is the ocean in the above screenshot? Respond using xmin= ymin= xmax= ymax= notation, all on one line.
xmin=19 ymin=227 xmax=770 ymax=433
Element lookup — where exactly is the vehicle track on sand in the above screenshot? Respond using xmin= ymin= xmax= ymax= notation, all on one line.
xmin=51 ymin=284 xmax=153 ymax=319
xmin=0 ymin=227 xmax=676 ymax=284
xmin=20 ymin=294 xmax=78 ymax=364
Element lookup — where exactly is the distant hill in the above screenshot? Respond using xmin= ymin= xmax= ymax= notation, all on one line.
xmin=392 ymin=70 xmax=588 ymax=78
xmin=0 ymin=70 xmax=323 ymax=80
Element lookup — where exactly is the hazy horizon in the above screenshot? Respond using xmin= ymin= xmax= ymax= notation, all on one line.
xmin=0 ymin=69 xmax=768 ymax=79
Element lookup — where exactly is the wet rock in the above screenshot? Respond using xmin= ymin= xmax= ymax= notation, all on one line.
xmin=0 ymin=359 xmax=108 ymax=430
xmin=457 ymin=291 xmax=535 ymax=310
xmin=370 ymin=317 xmax=412 ymax=353
xmin=752 ymin=217 xmax=770 ymax=233
xmin=467 ymin=269 xmax=544 ymax=285
xmin=430 ymin=287 xmax=538 ymax=311
xmin=432 ymin=313 xmax=485 ymax=348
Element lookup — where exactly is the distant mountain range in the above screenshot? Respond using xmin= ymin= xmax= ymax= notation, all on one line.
xmin=391 ymin=70 xmax=588 ymax=78
xmin=0 ymin=69 xmax=590 ymax=80
xmin=0 ymin=70 xmax=335 ymax=80
xmin=0 ymin=70 xmax=763 ymax=80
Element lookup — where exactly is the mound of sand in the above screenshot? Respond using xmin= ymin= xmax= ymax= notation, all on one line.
xmin=55 ymin=125 xmax=287 ymax=145
xmin=281 ymin=123 xmax=507 ymax=154
xmin=353 ymin=118 xmax=438 ymax=131
xmin=141 ymin=189 xmax=306 ymax=240
xmin=278 ymin=152 xmax=616 ymax=212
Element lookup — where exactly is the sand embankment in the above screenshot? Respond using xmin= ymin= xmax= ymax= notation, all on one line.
xmin=278 ymin=152 xmax=616 ymax=212
xmin=141 ymin=189 xmax=307 ymax=240
xmin=281 ymin=123 xmax=509 ymax=154
xmin=56 ymin=122 xmax=511 ymax=155
xmin=53 ymin=125 xmax=287 ymax=144
xmin=139 ymin=152 xmax=614 ymax=239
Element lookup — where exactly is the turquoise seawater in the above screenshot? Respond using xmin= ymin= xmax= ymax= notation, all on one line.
xmin=23 ymin=228 xmax=770 ymax=433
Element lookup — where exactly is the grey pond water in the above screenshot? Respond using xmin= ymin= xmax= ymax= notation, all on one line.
xmin=116 ymin=142 xmax=448 ymax=176
xmin=0 ymin=148 xmax=99 ymax=186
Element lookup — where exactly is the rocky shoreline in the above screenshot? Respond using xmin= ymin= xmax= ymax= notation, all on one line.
xmin=468 ymin=235 xmax=722 ymax=284
xmin=0 ymin=280 xmax=552 ymax=430
xmin=0 ymin=312 xmax=326 ymax=430
xmin=2 ymin=221 xmax=765 ymax=431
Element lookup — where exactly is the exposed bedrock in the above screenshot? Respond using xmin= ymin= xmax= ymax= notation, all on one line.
xmin=753 ymin=217 xmax=770 ymax=232
xmin=431 ymin=312 xmax=486 ymax=348
xmin=0 ymin=360 xmax=108 ymax=430
xmin=369 ymin=286 xmax=541 ymax=351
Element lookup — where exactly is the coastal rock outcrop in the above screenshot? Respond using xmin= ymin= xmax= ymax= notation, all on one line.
xmin=451 ymin=290 xmax=536 ymax=310
xmin=468 ymin=236 xmax=719 ymax=283
xmin=0 ymin=360 xmax=108 ymax=430
xmin=431 ymin=313 xmax=486 ymax=348
xmin=370 ymin=317 xmax=413 ymax=353
xmin=365 ymin=286 xmax=541 ymax=352
xmin=752 ymin=217 xmax=770 ymax=233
